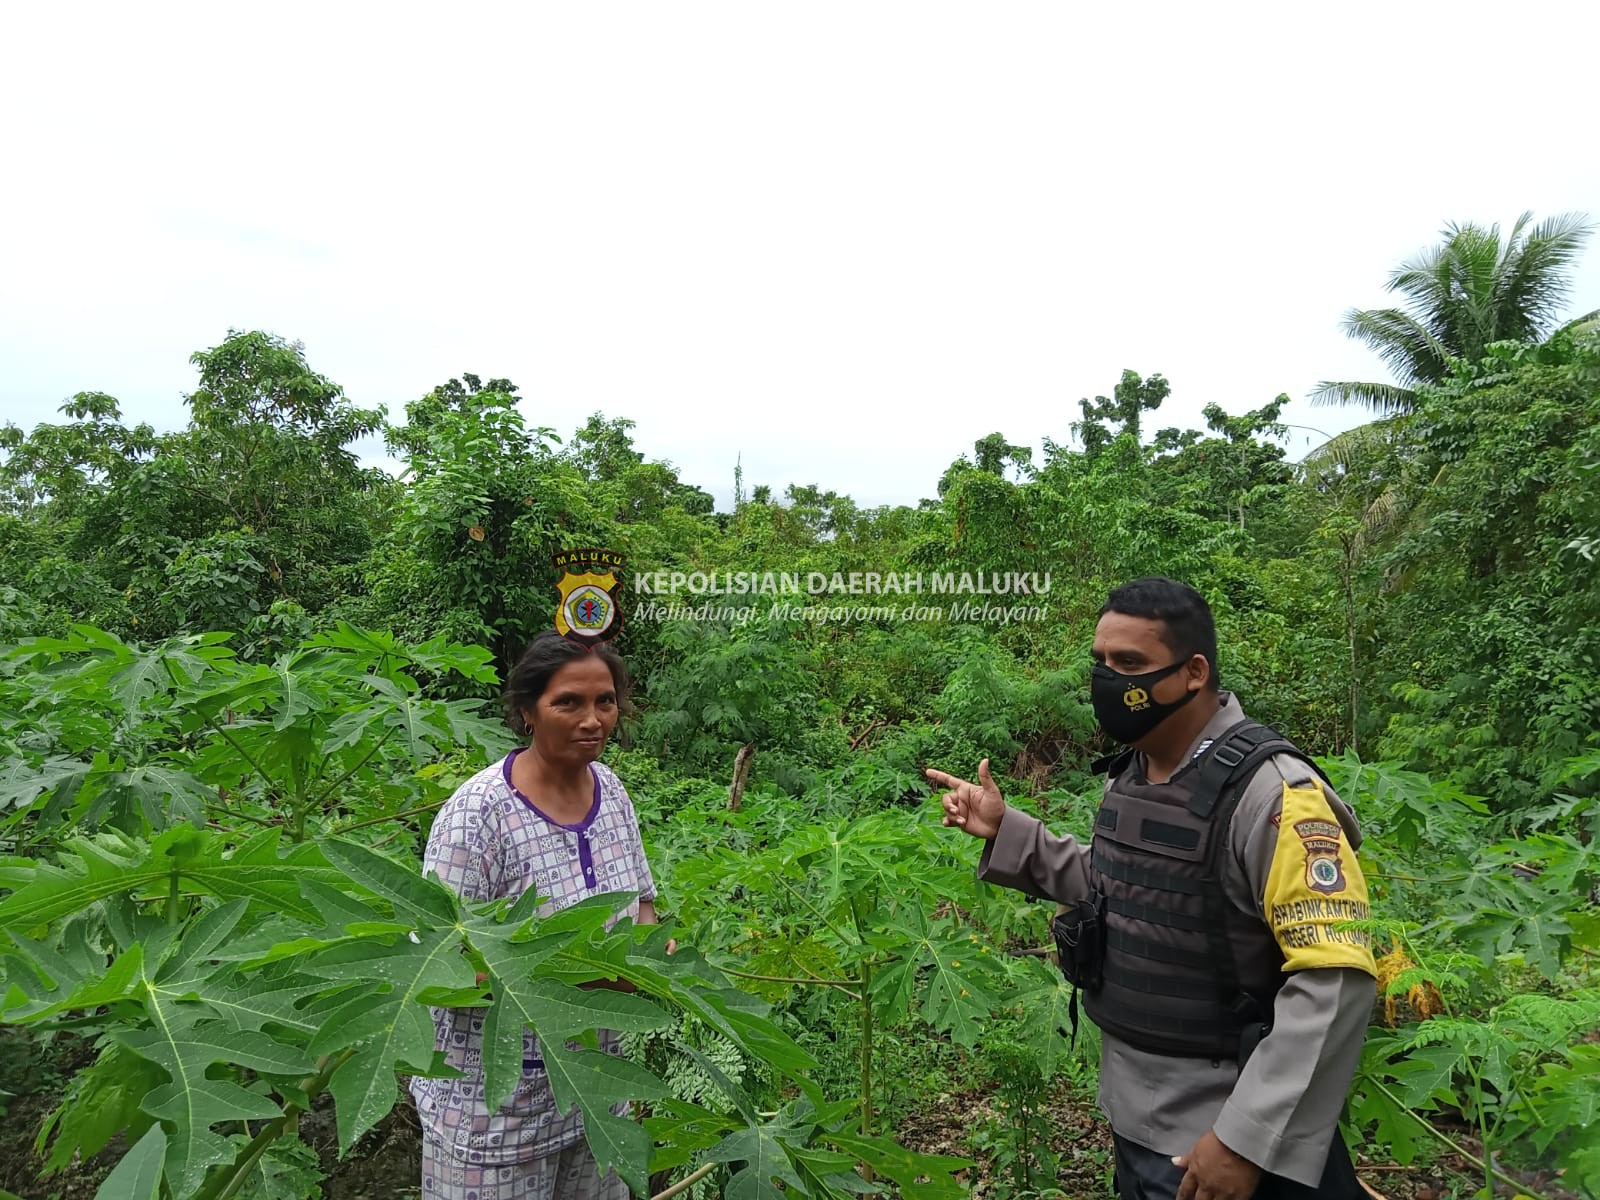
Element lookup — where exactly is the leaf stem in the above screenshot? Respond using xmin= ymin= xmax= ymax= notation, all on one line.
xmin=313 ymin=727 xmax=396 ymax=808
xmin=860 ymin=956 xmax=875 ymax=1174
xmin=1364 ymin=1076 xmax=1546 ymax=1200
xmin=205 ymin=803 xmax=279 ymax=830
xmin=771 ymin=872 xmax=860 ymax=948
xmin=166 ymin=868 xmax=181 ymax=926
xmin=289 ymin=752 xmax=309 ymax=843
xmin=331 ymin=796 xmax=445 ymax=835
xmin=724 ymin=967 xmax=861 ymax=999
xmin=164 ymin=656 xmax=281 ymax=798
xmin=195 ymin=1049 xmax=356 ymax=1200
xmin=207 ymin=720 xmax=279 ymax=800
xmin=651 ymin=1161 xmax=717 ymax=1200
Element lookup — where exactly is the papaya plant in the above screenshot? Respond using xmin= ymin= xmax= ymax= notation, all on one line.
xmin=0 ymin=624 xmax=971 ymax=1198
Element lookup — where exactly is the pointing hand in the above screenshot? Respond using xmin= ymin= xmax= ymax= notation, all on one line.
xmin=926 ymin=758 xmax=1006 ymax=840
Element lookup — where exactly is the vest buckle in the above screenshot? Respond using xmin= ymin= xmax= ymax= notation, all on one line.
xmin=1212 ymin=743 xmax=1246 ymax=768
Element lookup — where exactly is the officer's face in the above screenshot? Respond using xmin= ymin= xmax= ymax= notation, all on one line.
xmin=1091 ymin=611 xmax=1204 ymax=704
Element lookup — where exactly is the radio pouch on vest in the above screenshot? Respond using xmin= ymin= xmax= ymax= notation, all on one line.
xmin=1050 ymin=891 xmax=1106 ymax=1047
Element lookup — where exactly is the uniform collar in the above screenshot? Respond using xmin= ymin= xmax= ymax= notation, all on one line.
xmin=1183 ymin=692 xmax=1251 ymax=762
xmin=1129 ymin=691 xmax=1250 ymax=781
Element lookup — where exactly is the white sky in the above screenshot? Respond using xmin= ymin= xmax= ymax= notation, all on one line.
xmin=3 ymin=1 xmax=1597 ymax=509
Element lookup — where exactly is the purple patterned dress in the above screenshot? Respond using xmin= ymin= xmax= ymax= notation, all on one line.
xmin=411 ymin=753 xmax=656 ymax=1198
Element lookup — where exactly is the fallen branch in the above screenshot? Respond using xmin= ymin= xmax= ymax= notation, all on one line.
xmin=849 ymin=718 xmax=885 ymax=751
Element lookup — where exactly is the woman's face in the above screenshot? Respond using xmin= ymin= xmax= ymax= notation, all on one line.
xmin=521 ymin=655 xmax=620 ymax=766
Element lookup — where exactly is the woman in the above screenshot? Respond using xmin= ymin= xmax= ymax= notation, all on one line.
xmin=412 ymin=632 xmax=656 ymax=1199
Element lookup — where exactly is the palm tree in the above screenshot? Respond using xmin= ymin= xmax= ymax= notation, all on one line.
xmin=1314 ymin=211 xmax=1596 ymax=413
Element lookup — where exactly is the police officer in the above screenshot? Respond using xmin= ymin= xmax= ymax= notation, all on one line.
xmin=929 ymin=578 xmax=1377 ymax=1200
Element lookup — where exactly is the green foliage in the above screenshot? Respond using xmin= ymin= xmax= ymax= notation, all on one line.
xmin=1071 ymin=369 xmax=1171 ymax=461
xmin=636 ymin=619 xmax=822 ymax=769
xmin=0 ymin=624 xmax=972 ymax=1199
xmin=2 ymin=274 xmax=1599 ymax=1196
xmin=0 ymin=332 xmax=390 ymax=638
xmin=1330 ymin=752 xmax=1600 ymax=1195
xmin=0 ymin=621 xmax=505 ymax=848
xmin=1373 ymin=331 xmax=1600 ymax=807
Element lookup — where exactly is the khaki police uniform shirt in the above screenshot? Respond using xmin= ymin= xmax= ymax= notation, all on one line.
xmin=977 ymin=695 xmax=1378 ymax=1188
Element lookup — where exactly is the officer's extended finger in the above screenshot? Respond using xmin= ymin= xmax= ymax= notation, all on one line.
xmin=924 ymin=768 xmax=970 ymax=791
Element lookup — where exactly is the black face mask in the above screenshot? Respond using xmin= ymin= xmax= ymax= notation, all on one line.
xmin=1090 ymin=659 xmax=1197 ymax=745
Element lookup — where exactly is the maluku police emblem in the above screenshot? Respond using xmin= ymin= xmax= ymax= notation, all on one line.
xmin=551 ymin=548 xmax=626 ymax=649
xmin=1294 ymin=817 xmax=1348 ymax=895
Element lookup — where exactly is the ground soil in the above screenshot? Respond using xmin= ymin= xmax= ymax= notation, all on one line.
xmin=887 ymin=1082 xmax=1577 ymax=1200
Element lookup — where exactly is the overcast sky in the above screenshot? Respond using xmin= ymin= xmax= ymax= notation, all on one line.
xmin=3 ymin=2 xmax=1597 ymax=509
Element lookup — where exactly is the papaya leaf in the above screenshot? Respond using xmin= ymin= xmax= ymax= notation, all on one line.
xmin=1006 ymin=958 xmax=1079 ymax=1080
xmin=871 ymin=907 xmax=1001 ymax=1045
xmin=116 ymin=1014 xmax=311 ymax=1195
xmin=0 ymin=827 xmax=339 ymax=929
xmin=0 ymin=755 xmax=89 ymax=814
xmin=1 ymin=922 xmax=143 ymax=1020
xmin=106 ymin=648 xmax=174 ymax=715
xmin=825 ymin=1130 xmax=971 ymax=1199
xmin=478 ymin=972 xmax=669 ymax=1113
xmin=37 ymin=1043 xmax=164 ymax=1173
xmin=303 ymin=929 xmax=477 ymax=1151
xmin=541 ymin=1041 xmax=670 ymax=1196
xmin=361 ymin=676 xmax=446 ymax=762
xmin=320 ymin=838 xmax=457 ymax=926
xmin=1388 ymin=1044 xmax=1464 ymax=1110
xmin=703 ymin=1116 xmax=807 ymax=1200
xmin=92 ymin=1124 xmax=166 ymax=1200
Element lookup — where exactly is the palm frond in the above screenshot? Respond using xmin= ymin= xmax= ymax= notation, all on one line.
xmin=1303 ymin=417 xmax=1405 ymax=473
xmin=1493 ymin=212 xmax=1594 ymax=335
xmin=1357 ymin=486 xmax=1403 ymax=550
xmin=1340 ymin=308 xmax=1452 ymax=385
xmin=1309 ymin=380 xmax=1417 ymax=414
xmin=1392 ymin=222 xmax=1503 ymax=359
xmin=1555 ymin=308 xmax=1600 ymax=340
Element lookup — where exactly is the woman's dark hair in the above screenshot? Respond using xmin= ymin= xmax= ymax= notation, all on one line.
xmin=502 ymin=632 xmax=632 ymax=738
xmin=1100 ymin=576 xmax=1220 ymax=689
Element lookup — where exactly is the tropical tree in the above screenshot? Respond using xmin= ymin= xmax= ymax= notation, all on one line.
xmin=1071 ymin=368 xmax=1170 ymax=459
xmin=1314 ymin=211 xmax=1596 ymax=413
xmin=1150 ymin=395 xmax=1292 ymax=531
xmin=0 ymin=333 xmax=391 ymax=639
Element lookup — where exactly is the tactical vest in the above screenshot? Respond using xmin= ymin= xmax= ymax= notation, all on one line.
xmin=1080 ymin=719 xmax=1324 ymax=1060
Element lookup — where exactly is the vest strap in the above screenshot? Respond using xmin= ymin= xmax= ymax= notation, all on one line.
xmin=1092 ymin=747 xmax=1135 ymax=778
xmin=1187 ymin=722 xmax=1290 ymax=819
xmin=1106 ymin=894 xmax=1211 ymax=933
xmin=1106 ymin=927 xmax=1217 ymax=970
xmin=1090 ymin=846 xmax=1211 ymax=896
xmin=1102 ymin=958 xmax=1216 ymax=999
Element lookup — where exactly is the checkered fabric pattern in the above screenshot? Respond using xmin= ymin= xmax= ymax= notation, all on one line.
xmin=410 ymin=755 xmax=656 ymax=1171
xmin=420 ymin=1134 xmax=629 ymax=1200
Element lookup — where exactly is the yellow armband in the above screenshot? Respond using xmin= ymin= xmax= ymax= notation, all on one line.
xmin=1263 ymin=780 xmax=1377 ymax=976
